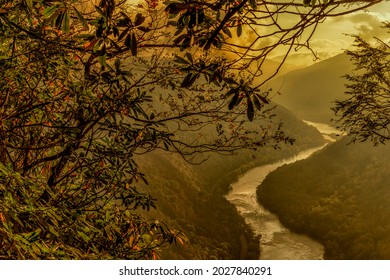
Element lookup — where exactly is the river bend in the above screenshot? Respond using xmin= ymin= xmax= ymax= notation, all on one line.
xmin=226 ymin=145 xmax=326 ymax=259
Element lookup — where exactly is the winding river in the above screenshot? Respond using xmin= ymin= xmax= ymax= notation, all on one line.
xmin=226 ymin=122 xmax=338 ymax=260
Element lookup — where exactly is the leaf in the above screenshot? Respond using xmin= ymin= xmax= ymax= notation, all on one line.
xmin=26 ymin=229 xmax=42 ymax=241
xmin=118 ymin=28 xmax=130 ymax=42
xmin=92 ymin=39 xmax=102 ymax=52
xmin=124 ymin=33 xmax=131 ymax=48
xmin=249 ymin=0 xmax=257 ymax=10
xmin=114 ymin=58 xmax=120 ymax=72
xmin=137 ymin=26 xmax=150 ymax=33
xmin=222 ymin=27 xmax=232 ymax=38
xmin=120 ymin=11 xmax=131 ymax=23
xmin=113 ymin=25 xmax=119 ymax=37
xmin=174 ymin=55 xmax=189 ymax=65
xmin=228 ymin=93 xmax=238 ymax=110
xmin=185 ymin=53 xmax=193 ymax=64
xmin=131 ymin=33 xmax=137 ymax=56
xmin=73 ymin=7 xmax=88 ymax=29
xmin=173 ymin=34 xmax=187 ymax=45
xmin=247 ymin=98 xmax=255 ymax=121
xmin=256 ymin=93 xmax=269 ymax=104
xmin=174 ymin=28 xmax=184 ymax=36
xmin=165 ymin=3 xmax=189 ymax=14
xmin=94 ymin=5 xmax=106 ymax=17
xmin=253 ymin=95 xmax=262 ymax=111
xmin=62 ymin=10 xmax=70 ymax=34
xmin=237 ymin=24 xmax=242 ymax=37
xmin=181 ymin=73 xmax=193 ymax=87
xmin=99 ymin=53 xmax=106 ymax=66
xmin=181 ymin=73 xmax=199 ymax=88
xmin=84 ymin=38 xmax=99 ymax=50
xmin=26 ymin=0 xmax=33 ymax=10
xmin=43 ymin=5 xmax=59 ymax=18
xmin=31 ymin=243 xmax=41 ymax=257
xmin=134 ymin=13 xmax=145 ymax=26
xmin=225 ymin=88 xmax=238 ymax=97
xmin=77 ymin=231 xmax=91 ymax=243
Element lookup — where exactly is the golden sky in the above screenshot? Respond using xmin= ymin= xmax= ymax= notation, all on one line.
xmin=283 ymin=1 xmax=390 ymax=65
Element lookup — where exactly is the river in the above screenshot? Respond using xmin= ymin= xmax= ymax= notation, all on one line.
xmin=225 ymin=121 xmax=339 ymax=259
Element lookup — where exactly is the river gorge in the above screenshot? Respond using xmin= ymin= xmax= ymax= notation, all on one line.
xmin=225 ymin=122 xmax=339 ymax=259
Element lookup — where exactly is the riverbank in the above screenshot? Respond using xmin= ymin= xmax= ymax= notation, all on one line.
xmin=226 ymin=145 xmax=326 ymax=259
xmin=257 ymin=136 xmax=390 ymax=259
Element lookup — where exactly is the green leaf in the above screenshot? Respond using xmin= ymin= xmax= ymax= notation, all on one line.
xmin=131 ymin=33 xmax=137 ymax=56
xmin=99 ymin=53 xmax=106 ymax=66
xmin=249 ymin=0 xmax=257 ymax=10
xmin=26 ymin=0 xmax=33 ymax=10
xmin=62 ymin=10 xmax=70 ymax=34
xmin=92 ymin=39 xmax=102 ymax=52
xmin=94 ymin=5 xmax=106 ymax=18
xmin=43 ymin=5 xmax=59 ymax=18
xmin=77 ymin=231 xmax=91 ymax=243
xmin=31 ymin=243 xmax=41 ymax=257
xmin=73 ymin=7 xmax=88 ymax=29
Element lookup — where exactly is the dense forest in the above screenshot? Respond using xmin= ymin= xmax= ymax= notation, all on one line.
xmin=258 ymin=136 xmax=390 ymax=259
xmin=135 ymin=104 xmax=325 ymax=259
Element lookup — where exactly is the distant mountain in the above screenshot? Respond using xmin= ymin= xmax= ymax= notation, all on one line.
xmin=271 ymin=52 xmax=342 ymax=69
xmin=257 ymin=59 xmax=300 ymax=81
xmin=258 ymin=136 xmax=390 ymax=259
xmin=265 ymin=53 xmax=354 ymax=123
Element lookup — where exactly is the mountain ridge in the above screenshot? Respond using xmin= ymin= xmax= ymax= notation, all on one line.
xmin=265 ymin=53 xmax=355 ymax=124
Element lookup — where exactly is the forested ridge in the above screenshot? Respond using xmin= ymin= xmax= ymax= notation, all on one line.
xmin=135 ymin=104 xmax=325 ymax=259
xmin=258 ymin=136 xmax=390 ymax=259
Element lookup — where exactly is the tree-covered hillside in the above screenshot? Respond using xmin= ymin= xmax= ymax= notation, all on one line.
xmin=136 ymin=104 xmax=325 ymax=259
xmin=258 ymin=136 xmax=390 ymax=259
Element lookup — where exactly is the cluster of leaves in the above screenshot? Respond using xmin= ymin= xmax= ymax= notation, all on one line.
xmin=0 ymin=161 xmax=180 ymax=259
xmin=333 ymin=25 xmax=390 ymax=145
xmin=0 ymin=0 xmax=186 ymax=259
xmin=0 ymin=0 xmax=287 ymax=259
